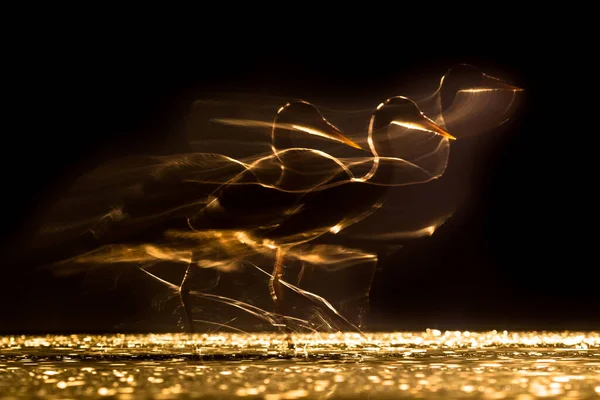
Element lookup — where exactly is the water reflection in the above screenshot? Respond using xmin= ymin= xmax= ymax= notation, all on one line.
xmin=1 ymin=332 xmax=598 ymax=398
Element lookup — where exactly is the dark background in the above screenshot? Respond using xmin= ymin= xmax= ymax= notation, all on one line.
xmin=1 ymin=35 xmax=594 ymax=333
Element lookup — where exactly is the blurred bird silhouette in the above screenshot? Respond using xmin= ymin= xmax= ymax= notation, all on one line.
xmin=24 ymin=65 xmax=522 ymax=333
xmin=178 ymin=96 xmax=455 ymax=331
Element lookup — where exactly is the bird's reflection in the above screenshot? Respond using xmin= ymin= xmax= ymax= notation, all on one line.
xmin=31 ymin=65 xmax=522 ymax=333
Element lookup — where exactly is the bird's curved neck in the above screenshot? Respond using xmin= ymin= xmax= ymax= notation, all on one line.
xmin=354 ymin=106 xmax=395 ymax=184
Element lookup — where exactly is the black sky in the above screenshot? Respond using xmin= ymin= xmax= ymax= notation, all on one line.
xmin=1 ymin=36 xmax=595 ymax=333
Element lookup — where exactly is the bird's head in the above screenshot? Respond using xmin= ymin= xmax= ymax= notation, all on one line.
xmin=435 ymin=64 xmax=523 ymax=138
xmin=360 ymin=96 xmax=456 ymax=184
xmin=370 ymin=96 xmax=455 ymax=148
xmin=272 ymin=100 xmax=362 ymax=151
xmin=440 ymin=64 xmax=522 ymax=111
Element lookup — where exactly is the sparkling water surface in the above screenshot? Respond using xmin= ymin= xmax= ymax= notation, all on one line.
xmin=1 ymin=331 xmax=599 ymax=399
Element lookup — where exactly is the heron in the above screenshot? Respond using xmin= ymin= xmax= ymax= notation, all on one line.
xmin=27 ymin=65 xmax=521 ymax=333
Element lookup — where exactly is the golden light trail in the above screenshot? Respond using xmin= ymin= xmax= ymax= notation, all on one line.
xmin=459 ymin=87 xmax=524 ymax=93
xmin=390 ymin=119 xmax=456 ymax=140
xmin=290 ymin=124 xmax=363 ymax=149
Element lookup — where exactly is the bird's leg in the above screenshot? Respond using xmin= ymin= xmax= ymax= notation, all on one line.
xmin=269 ymin=247 xmax=295 ymax=348
xmin=269 ymin=247 xmax=285 ymax=312
xmin=296 ymin=262 xmax=315 ymax=288
xmin=179 ymin=260 xmax=196 ymax=333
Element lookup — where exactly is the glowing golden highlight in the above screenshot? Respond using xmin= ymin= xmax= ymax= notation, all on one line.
xmin=391 ymin=119 xmax=456 ymax=140
xmin=290 ymin=124 xmax=363 ymax=149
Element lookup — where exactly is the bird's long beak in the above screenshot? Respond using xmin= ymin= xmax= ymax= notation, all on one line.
xmin=328 ymin=126 xmax=363 ymax=149
xmin=290 ymin=123 xmax=363 ymax=150
xmin=460 ymin=74 xmax=524 ymax=93
xmin=392 ymin=117 xmax=457 ymax=141
xmin=420 ymin=118 xmax=457 ymax=140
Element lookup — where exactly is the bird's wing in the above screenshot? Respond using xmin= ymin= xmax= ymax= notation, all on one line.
xmin=30 ymin=153 xmax=251 ymax=259
xmin=187 ymin=148 xmax=354 ymax=233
